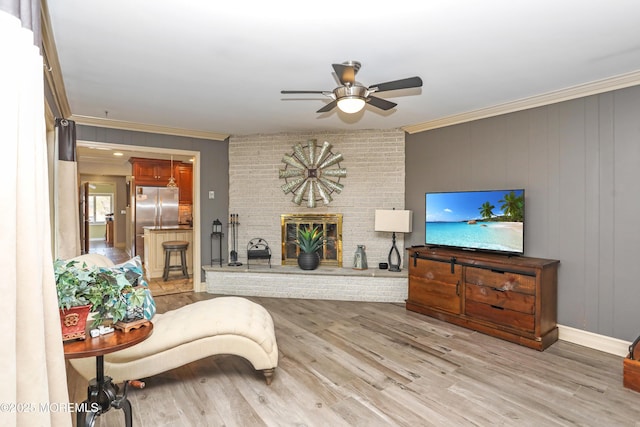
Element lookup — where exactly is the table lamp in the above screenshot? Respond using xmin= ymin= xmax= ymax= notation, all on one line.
xmin=374 ymin=209 xmax=413 ymax=272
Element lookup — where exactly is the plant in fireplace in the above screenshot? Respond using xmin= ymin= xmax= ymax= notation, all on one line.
xmin=295 ymin=225 xmax=324 ymax=270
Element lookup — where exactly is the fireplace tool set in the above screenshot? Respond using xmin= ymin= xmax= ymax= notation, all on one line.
xmin=228 ymin=213 xmax=242 ymax=266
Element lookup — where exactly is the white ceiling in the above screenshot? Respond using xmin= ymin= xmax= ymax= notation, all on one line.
xmin=47 ymin=0 xmax=640 ymax=138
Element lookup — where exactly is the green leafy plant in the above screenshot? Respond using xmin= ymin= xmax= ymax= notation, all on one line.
xmin=295 ymin=226 xmax=324 ymax=253
xmin=54 ymin=259 xmax=146 ymax=327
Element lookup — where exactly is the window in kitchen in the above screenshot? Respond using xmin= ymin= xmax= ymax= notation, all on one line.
xmin=88 ymin=193 xmax=113 ymax=224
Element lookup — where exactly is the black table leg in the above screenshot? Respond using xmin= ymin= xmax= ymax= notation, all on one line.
xmin=76 ymin=400 xmax=98 ymax=427
xmin=112 ymin=395 xmax=133 ymax=427
xmin=76 ymin=355 xmax=134 ymax=426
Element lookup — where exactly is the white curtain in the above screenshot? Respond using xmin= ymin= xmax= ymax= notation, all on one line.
xmin=0 ymin=3 xmax=72 ymax=426
xmin=54 ymin=118 xmax=81 ymax=260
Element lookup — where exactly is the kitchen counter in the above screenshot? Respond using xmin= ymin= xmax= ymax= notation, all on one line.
xmin=143 ymin=227 xmax=193 ymax=280
xmin=143 ymin=225 xmax=193 ymax=231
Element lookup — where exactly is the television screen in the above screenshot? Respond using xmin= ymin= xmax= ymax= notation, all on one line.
xmin=425 ymin=189 xmax=525 ymax=254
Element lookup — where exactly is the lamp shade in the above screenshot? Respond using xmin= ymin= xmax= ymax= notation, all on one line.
xmin=374 ymin=210 xmax=413 ymax=233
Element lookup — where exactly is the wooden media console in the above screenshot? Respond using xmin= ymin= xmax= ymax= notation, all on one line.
xmin=406 ymin=246 xmax=559 ymax=351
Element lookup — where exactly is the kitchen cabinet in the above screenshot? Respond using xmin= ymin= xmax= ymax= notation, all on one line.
xmin=130 ymin=158 xmax=192 ymax=204
xmin=407 ymin=247 xmax=559 ymax=351
xmin=130 ymin=157 xmax=173 ymax=186
xmin=175 ymin=163 xmax=193 ymax=204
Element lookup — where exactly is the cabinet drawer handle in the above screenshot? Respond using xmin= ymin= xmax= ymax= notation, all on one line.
xmin=456 ymin=280 xmax=460 ymax=296
xmin=491 ymin=286 xmax=506 ymax=292
xmin=490 ymin=305 xmax=505 ymax=310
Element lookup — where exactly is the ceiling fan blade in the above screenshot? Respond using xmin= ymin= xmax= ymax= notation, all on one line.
xmin=317 ymin=100 xmax=337 ymax=113
xmin=281 ymin=90 xmax=327 ymax=94
xmin=332 ymin=63 xmax=356 ymax=86
xmin=369 ymin=76 xmax=423 ymax=92
xmin=367 ymin=96 xmax=397 ymax=111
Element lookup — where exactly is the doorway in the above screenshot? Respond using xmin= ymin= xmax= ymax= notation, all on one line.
xmin=80 ymin=179 xmax=123 ymax=253
xmin=76 ymin=141 xmax=202 ymax=293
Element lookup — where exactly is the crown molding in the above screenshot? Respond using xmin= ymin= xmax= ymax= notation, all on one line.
xmin=403 ymin=70 xmax=640 ymax=134
xmin=70 ymin=115 xmax=229 ymax=141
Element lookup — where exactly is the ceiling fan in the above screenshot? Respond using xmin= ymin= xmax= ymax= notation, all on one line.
xmin=281 ymin=61 xmax=423 ymax=114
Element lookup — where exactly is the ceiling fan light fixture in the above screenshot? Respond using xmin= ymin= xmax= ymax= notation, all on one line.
xmin=281 ymin=61 xmax=423 ymax=114
xmin=337 ymin=96 xmax=366 ymax=114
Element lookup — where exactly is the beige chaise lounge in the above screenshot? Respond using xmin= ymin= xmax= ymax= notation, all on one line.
xmin=66 ymin=254 xmax=278 ymax=385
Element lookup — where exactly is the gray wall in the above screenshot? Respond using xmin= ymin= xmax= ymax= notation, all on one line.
xmin=405 ymin=85 xmax=640 ymax=341
xmin=77 ymin=126 xmax=229 ymax=280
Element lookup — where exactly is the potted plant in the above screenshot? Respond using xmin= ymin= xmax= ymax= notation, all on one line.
xmin=295 ymin=226 xmax=324 ymax=270
xmin=54 ymin=259 xmax=147 ymax=341
xmin=55 ymin=260 xmax=93 ymax=341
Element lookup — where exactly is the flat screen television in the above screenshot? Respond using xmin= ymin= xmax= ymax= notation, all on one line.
xmin=425 ymin=189 xmax=525 ymax=255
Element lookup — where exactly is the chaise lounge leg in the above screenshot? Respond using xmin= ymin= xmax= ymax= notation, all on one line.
xmin=262 ymin=368 xmax=275 ymax=385
xmin=127 ymin=380 xmax=145 ymax=389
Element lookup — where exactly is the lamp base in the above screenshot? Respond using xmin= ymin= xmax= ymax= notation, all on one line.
xmin=387 ymin=232 xmax=403 ymax=273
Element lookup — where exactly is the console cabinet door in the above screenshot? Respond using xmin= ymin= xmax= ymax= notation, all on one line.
xmin=409 ymin=258 xmax=462 ymax=314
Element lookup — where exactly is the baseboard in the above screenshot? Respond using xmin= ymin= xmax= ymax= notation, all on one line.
xmin=559 ymin=324 xmax=630 ymax=357
xmin=195 ymin=281 xmax=206 ymax=293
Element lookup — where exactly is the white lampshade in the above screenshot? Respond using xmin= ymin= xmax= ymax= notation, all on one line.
xmin=374 ymin=210 xmax=413 ymax=233
xmin=337 ymin=97 xmax=366 ymax=114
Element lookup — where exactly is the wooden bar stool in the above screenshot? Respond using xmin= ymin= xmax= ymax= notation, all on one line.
xmin=162 ymin=240 xmax=189 ymax=281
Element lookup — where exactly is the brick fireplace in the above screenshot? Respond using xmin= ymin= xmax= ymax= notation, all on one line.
xmin=206 ymin=129 xmax=408 ymax=302
xmin=227 ymin=129 xmax=407 ymax=271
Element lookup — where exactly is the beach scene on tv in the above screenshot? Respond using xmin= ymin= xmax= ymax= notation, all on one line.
xmin=425 ymin=189 xmax=524 ymax=253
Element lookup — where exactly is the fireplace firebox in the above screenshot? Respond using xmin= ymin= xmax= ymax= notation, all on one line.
xmin=281 ymin=214 xmax=343 ymax=267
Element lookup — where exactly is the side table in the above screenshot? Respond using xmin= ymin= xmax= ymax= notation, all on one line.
xmin=211 ymin=231 xmax=224 ymax=267
xmin=64 ymin=323 xmax=153 ymax=427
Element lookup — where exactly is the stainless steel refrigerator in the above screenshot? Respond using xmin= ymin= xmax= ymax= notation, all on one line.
xmin=134 ymin=186 xmax=179 ymax=259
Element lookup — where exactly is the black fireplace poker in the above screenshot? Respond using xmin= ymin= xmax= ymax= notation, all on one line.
xmin=228 ymin=213 xmax=242 ymax=266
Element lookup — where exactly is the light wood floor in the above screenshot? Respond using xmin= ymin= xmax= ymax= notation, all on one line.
xmin=66 ymin=292 xmax=640 ymax=426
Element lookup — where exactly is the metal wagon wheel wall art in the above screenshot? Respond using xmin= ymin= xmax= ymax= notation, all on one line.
xmin=278 ymin=139 xmax=347 ymax=208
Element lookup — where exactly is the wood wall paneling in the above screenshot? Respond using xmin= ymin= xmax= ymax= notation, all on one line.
xmin=557 ymin=98 xmax=587 ymax=328
xmin=597 ymin=92 xmax=615 ymax=336
xmin=405 ymin=85 xmax=640 ymax=341
xmin=612 ymin=88 xmax=640 ymax=339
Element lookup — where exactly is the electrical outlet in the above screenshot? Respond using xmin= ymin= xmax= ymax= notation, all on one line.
xmin=208 ymin=191 xmax=215 ymax=199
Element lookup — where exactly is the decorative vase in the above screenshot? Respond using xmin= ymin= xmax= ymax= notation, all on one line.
xmin=298 ymin=252 xmax=320 ymax=270
xmin=59 ymin=304 xmax=92 ymax=342
xmin=353 ymin=245 xmax=368 ymax=270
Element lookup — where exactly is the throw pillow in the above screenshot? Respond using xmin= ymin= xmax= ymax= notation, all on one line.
xmin=107 ymin=256 xmax=157 ymax=320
